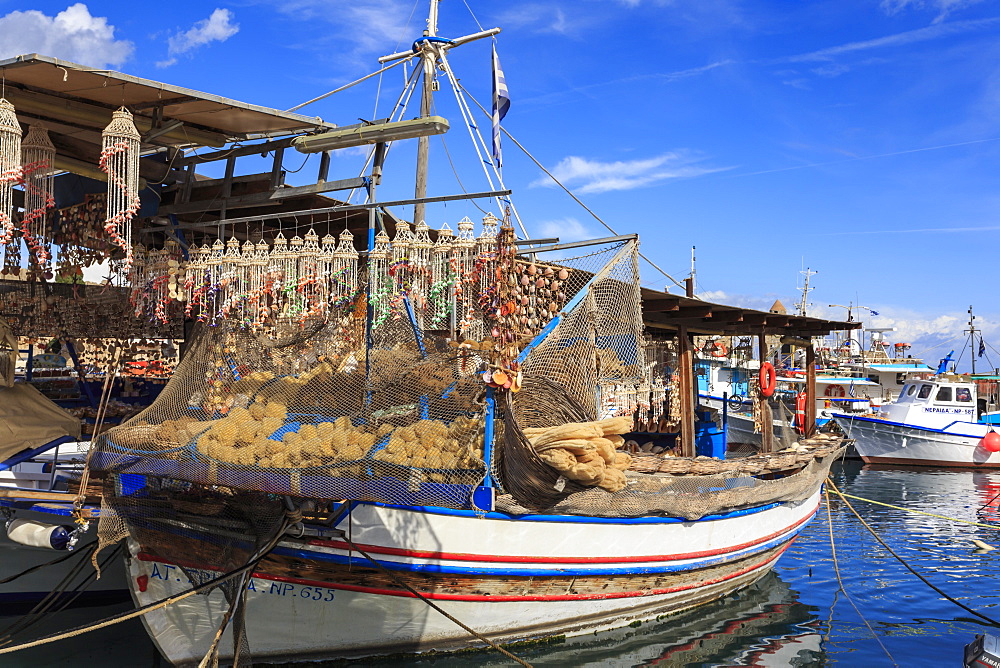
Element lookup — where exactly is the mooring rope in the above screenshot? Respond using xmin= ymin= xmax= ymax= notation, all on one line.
xmin=824 ymin=488 xmax=898 ymax=665
xmin=831 ymin=490 xmax=1000 ymax=532
xmin=340 ymin=533 xmax=534 ymax=668
xmin=0 ymin=541 xmax=93 ymax=585
xmin=0 ymin=519 xmax=291 ymax=656
xmin=827 ymin=478 xmax=1000 ymax=628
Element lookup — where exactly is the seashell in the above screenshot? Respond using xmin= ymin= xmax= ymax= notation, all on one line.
xmin=482 ymin=369 xmax=494 ymax=384
xmin=558 ymin=291 xmax=566 ymax=301
xmin=527 ymin=264 xmax=537 ymax=275
xmin=520 ymin=295 xmax=529 ymax=306
xmin=492 ymin=370 xmax=509 ymax=385
xmin=520 ymin=315 xmax=529 ymax=325
xmin=535 ymin=278 xmax=546 ymax=289
xmin=492 ymin=327 xmax=501 ymax=338
xmin=558 ymin=268 xmax=569 ymax=280
xmin=520 ymin=274 xmax=531 ymax=286
xmin=548 ymin=302 xmax=558 ymax=312
xmin=528 ymin=285 xmax=536 ymax=295
xmin=543 ymin=266 xmax=554 ymax=277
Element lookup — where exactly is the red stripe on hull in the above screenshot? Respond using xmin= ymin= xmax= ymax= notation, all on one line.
xmin=136 ymin=544 xmax=792 ymax=603
xmin=861 ymin=455 xmax=1000 ymax=468
xmin=305 ymin=501 xmax=818 ymax=565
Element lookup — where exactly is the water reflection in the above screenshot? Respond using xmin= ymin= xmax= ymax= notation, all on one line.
xmin=4 ymin=460 xmax=1000 ymax=666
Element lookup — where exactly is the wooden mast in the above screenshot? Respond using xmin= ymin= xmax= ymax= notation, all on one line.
xmin=413 ymin=0 xmax=439 ymax=228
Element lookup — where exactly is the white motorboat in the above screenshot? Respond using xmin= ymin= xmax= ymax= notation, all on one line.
xmin=833 ymin=374 xmax=1000 ymax=468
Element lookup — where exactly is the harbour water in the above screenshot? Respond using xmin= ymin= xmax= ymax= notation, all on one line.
xmin=2 ymin=459 xmax=998 ymax=667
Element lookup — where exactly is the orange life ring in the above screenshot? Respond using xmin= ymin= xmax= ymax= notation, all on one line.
xmin=759 ymin=362 xmax=776 ymax=397
xmin=824 ymin=384 xmax=846 ymax=398
xmin=793 ymin=391 xmax=808 ymax=433
xmin=710 ymin=341 xmax=728 ymax=357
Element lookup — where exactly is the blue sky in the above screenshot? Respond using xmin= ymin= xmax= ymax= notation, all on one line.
xmin=1 ymin=0 xmax=998 ymax=369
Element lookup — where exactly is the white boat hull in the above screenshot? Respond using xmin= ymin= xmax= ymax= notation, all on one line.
xmin=129 ymin=491 xmax=822 ymax=665
xmin=832 ymin=415 xmax=1000 ymax=467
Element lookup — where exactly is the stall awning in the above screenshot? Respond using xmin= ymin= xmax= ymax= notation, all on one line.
xmin=0 ymin=54 xmax=335 ymax=153
xmin=641 ymin=288 xmax=859 ymax=337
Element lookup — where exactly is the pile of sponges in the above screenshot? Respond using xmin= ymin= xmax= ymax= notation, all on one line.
xmin=526 ymin=416 xmax=634 ymax=492
xmin=371 ymin=416 xmax=485 ymax=470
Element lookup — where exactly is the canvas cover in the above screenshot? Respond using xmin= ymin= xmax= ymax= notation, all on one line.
xmin=0 ymin=384 xmax=81 ymax=461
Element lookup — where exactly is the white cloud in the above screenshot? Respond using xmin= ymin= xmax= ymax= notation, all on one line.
xmin=158 ymin=9 xmax=238 ymax=67
xmin=785 ymin=17 xmax=1000 ymax=63
xmin=268 ymin=0 xmax=412 ymax=58
xmin=532 ymin=152 xmax=729 ymax=194
xmin=0 ymin=4 xmax=133 ymax=68
xmin=880 ymin=0 xmax=985 ymax=24
xmin=536 ymin=217 xmax=595 ymax=243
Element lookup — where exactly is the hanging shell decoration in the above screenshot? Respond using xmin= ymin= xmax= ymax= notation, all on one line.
xmin=0 ymin=99 xmax=21 ymax=249
xmin=100 ymin=108 xmax=142 ymax=272
xmin=21 ymin=125 xmax=56 ymax=273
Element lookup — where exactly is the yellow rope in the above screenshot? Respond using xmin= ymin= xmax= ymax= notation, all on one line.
xmin=828 ymin=489 xmax=1000 ymax=532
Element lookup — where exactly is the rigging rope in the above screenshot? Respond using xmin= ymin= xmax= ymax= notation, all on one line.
xmin=827 ymin=478 xmax=1000 ymax=628
xmin=340 ymin=532 xmax=533 ymax=667
xmin=286 ymin=57 xmax=416 ymax=113
xmin=831 ymin=489 xmax=1000 ymax=531
xmin=824 ymin=488 xmax=898 ymax=666
xmin=0 ymin=518 xmax=292 ymax=656
xmin=455 ymin=82 xmax=689 ymax=293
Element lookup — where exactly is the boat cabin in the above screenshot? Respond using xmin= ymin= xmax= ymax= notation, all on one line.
xmin=881 ymin=377 xmax=977 ymax=429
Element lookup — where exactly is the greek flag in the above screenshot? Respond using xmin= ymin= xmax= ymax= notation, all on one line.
xmin=491 ymin=43 xmax=510 ymax=168
xmin=869 ymin=309 xmax=879 ymax=316
xmin=848 ymin=380 xmax=856 ymax=397
xmin=980 ymin=336 xmax=987 ymax=358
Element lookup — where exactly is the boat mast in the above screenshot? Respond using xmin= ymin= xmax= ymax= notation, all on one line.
xmin=967 ymin=305 xmax=977 ymax=375
xmin=797 ymin=267 xmax=816 ymax=317
xmin=413 ymin=0 xmax=440 ymax=227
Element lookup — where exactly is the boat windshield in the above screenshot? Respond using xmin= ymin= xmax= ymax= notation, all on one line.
xmin=936 ymin=386 xmax=952 ymax=402
xmin=918 ymin=384 xmax=932 ymax=399
xmin=956 ymin=387 xmax=972 ymax=402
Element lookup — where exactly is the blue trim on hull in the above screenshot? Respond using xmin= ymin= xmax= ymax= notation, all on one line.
xmin=271 ymin=518 xmax=813 ymax=578
xmin=358 ymin=499 xmax=788 ymax=524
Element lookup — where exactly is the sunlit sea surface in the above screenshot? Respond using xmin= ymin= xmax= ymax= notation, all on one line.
xmin=2 ymin=459 xmax=999 ymax=667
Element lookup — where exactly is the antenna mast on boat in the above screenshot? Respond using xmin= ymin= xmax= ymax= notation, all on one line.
xmin=796 ymin=267 xmax=816 ymax=317
xmin=689 ymin=246 xmax=696 ymax=294
xmin=966 ymin=305 xmax=978 ymax=375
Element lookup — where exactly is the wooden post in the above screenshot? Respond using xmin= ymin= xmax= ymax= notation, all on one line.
xmin=677 ymin=326 xmax=696 ymax=457
xmin=805 ymin=343 xmax=817 ymax=438
xmin=758 ymin=332 xmax=775 ymax=453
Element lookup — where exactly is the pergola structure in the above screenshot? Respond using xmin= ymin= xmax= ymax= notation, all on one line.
xmin=641 ymin=286 xmax=860 ymax=455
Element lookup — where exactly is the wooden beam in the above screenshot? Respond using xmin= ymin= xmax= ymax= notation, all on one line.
xmin=805 ymin=343 xmax=817 ymax=438
xmin=158 ymin=191 xmax=281 ymax=216
xmin=676 ymin=306 xmax=713 ymax=318
xmin=677 ymin=325 xmax=696 ymax=458
xmin=758 ymin=333 xmax=775 ymax=454
xmin=642 ymin=298 xmax=680 ymax=312
xmin=268 ymin=176 xmax=368 ymax=200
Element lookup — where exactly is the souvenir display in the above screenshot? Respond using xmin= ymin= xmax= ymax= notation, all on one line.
xmin=100 ymin=108 xmax=141 ymax=272
xmin=20 ymin=125 xmax=55 ymax=274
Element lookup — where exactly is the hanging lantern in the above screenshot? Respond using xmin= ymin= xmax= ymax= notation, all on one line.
xmin=0 ymin=99 xmax=21 ymax=249
xmin=100 ymin=108 xmax=141 ymax=271
xmin=21 ymin=125 xmax=56 ymax=273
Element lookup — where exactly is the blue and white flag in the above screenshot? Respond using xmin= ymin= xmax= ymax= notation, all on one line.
xmin=869 ymin=309 xmax=879 ymax=316
xmin=491 ymin=43 xmax=510 ymax=168
xmin=848 ymin=380 xmax=856 ymax=397
xmin=980 ymin=336 xmax=987 ymax=358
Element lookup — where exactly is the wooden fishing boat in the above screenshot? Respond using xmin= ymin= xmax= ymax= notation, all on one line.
xmin=0 ymin=3 xmax=859 ymax=663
